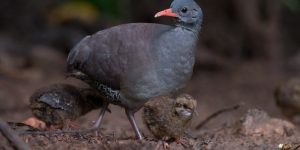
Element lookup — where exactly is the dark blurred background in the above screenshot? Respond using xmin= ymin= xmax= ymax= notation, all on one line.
xmin=1 ymin=0 xmax=300 ymax=128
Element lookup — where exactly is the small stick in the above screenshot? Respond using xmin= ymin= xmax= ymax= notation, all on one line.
xmin=195 ymin=104 xmax=241 ymax=130
xmin=19 ymin=128 xmax=97 ymax=136
xmin=0 ymin=118 xmax=30 ymax=150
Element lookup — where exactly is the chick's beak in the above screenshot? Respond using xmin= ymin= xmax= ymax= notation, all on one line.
xmin=154 ymin=8 xmax=178 ymax=18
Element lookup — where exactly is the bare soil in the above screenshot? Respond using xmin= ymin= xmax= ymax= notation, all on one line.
xmin=0 ymin=47 xmax=299 ymax=149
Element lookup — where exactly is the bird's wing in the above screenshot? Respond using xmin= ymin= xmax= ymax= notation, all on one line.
xmin=67 ymin=23 xmax=172 ymax=89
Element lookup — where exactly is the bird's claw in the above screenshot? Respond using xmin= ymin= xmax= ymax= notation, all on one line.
xmin=163 ymin=141 xmax=170 ymax=150
xmin=155 ymin=140 xmax=170 ymax=150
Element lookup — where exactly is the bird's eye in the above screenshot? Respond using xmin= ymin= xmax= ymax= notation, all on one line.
xmin=181 ymin=7 xmax=188 ymax=13
xmin=183 ymin=104 xmax=188 ymax=109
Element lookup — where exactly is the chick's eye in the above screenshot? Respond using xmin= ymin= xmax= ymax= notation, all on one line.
xmin=181 ymin=7 xmax=188 ymax=13
xmin=183 ymin=104 xmax=188 ymax=109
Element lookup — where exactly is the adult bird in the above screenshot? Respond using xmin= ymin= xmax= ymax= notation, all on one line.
xmin=67 ymin=0 xmax=203 ymax=140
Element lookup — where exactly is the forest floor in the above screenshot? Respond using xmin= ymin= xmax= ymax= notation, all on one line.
xmin=0 ymin=46 xmax=299 ymax=149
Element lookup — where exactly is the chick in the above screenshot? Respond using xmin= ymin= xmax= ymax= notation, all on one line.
xmin=143 ymin=94 xmax=197 ymax=142
xmin=29 ymin=84 xmax=104 ymax=129
xmin=274 ymin=78 xmax=300 ymax=124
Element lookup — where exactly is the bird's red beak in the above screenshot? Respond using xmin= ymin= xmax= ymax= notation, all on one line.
xmin=154 ymin=8 xmax=178 ymax=18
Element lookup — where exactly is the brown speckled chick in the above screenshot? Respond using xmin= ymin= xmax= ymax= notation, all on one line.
xmin=274 ymin=78 xmax=300 ymax=125
xmin=143 ymin=94 xmax=197 ymax=141
xmin=30 ymin=84 xmax=104 ymax=129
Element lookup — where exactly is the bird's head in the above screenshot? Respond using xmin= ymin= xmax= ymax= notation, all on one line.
xmin=173 ymin=94 xmax=197 ymax=120
xmin=155 ymin=0 xmax=203 ymax=29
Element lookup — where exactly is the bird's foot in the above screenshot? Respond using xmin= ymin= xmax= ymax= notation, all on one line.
xmin=155 ymin=139 xmax=170 ymax=150
xmin=174 ymin=137 xmax=191 ymax=148
xmin=163 ymin=141 xmax=170 ymax=150
xmin=85 ymin=103 xmax=109 ymax=139
xmin=87 ymin=124 xmax=102 ymax=139
xmin=162 ymin=137 xmax=171 ymax=150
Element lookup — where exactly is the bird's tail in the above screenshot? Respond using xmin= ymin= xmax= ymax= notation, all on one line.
xmin=66 ymin=35 xmax=92 ymax=73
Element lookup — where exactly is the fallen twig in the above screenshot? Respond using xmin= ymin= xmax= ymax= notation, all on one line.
xmin=195 ymin=104 xmax=242 ymax=130
xmin=0 ymin=118 xmax=30 ymax=150
xmin=19 ymin=128 xmax=97 ymax=136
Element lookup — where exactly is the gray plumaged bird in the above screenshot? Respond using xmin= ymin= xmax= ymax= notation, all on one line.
xmin=274 ymin=78 xmax=300 ymax=125
xmin=67 ymin=0 xmax=203 ymax=140
xmin=143 ymin=94 xmax=197 ymax=141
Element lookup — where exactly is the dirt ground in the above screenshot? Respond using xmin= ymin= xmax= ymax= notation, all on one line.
xmin=0 ymin=46 xmax=300 ymax=149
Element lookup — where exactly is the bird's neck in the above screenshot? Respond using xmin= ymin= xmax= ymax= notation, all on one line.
xmin=175 ymin=20 xmax=202 ymax=34
xmin=152 ymin=25 xmax=198 ymax=92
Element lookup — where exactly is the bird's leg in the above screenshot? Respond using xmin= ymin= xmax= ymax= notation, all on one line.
xmin=91 ymin=102 xmax=109 ymax=138
xmin=155 ymin=139 xmax=170 ymax=150
xmin=125 ymin=109 xmax=143 ymax=140
xmin=162 ymin=136 xmax=170 ymax=150
xmin=93 ymin=102 xmax=109 ymax=129
xmin=163 ymin=142 xmax=170 ymax=150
